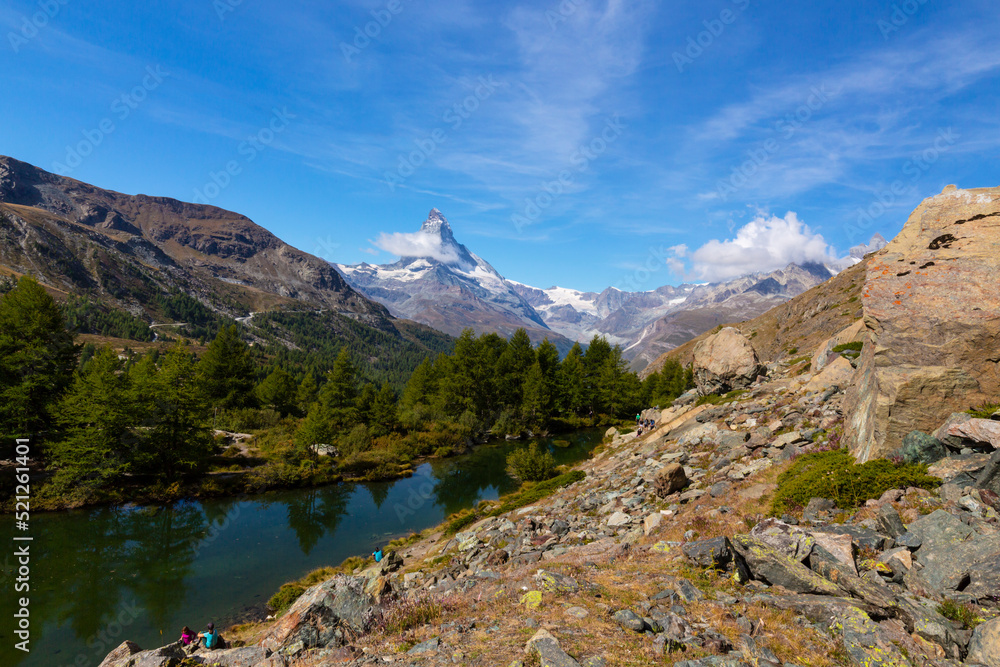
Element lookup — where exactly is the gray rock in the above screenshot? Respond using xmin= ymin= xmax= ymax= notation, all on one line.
xmin=802 ymin=497 xmax=835 ymax=521
xmin=613 ymin=609 xmax=647 ymax=632
xmin=550 ymin=519 xmax=570 ymax=536
xmin=894 ymin=532 xmax=922 ymax=549
xmin=681 ymin=537 xmax=732 ymax=570
xmin=967 ymin=617 xmax=1000 ymax=667
xmin=975 ymin=449 xmax=1000 ymax=496
xmin=407 ymin=637 xmax=439 ymax=655
xmin=675 ymin=579 xmax=705 ymax=602
xmin=709 ymin=481 xmax=731 ymax=498
xmin=898 ymin=430 xmax=947 ymax=464
xmin=526 ymin=629 xmax=580 ymax=667
xmin=258 ymin=576 xmax=378 ymax=652
xmin=875 ymin=505 xmax=906 ymax=538
xmin=907 ymin=509 xmax=1000 ymax=596
xmin=730 ymin=535 xmax=840 ymax=595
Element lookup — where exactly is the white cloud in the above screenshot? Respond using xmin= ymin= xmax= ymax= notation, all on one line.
xmin=372 ymin=229 xmax=462 ymax=264
xmin=682 ymin=212 xmax=838 ymax=282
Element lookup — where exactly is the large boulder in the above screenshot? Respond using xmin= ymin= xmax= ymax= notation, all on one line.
xmin=729 ymin=534 xmax=840 ymax=595
xmin=843 ymin=185 xmax=1000 ymax=462
xmin=652 ymin=462 xmax=688 ymax=497
xmin=967 ymin=617 xmax=1000 ymax=667
xmin=692 ymin=327 xmax=764 ymax=395
xmin=258 ymin=576 xmax=381 ymax=654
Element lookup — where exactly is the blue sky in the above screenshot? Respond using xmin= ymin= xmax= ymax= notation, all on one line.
xmin=2 ymin=0 xmax=998 ymax=292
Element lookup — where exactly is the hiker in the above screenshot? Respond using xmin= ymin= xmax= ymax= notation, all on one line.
xmin=179 ymin=626 xmax=196 ymax=646
xmin=635 ymin=413 xmax=641 ymax=424
xmin=197 ymin=623 xmax=225 ymax=650
xmin=373 ymin=548 xmax=383 ymax=563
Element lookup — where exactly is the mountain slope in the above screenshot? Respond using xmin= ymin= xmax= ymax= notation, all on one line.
xmin=0 ymin=155 xmax=384 ymax=320
xmin=335 ymin=210 xmax=574 ymax=350
xmin=0 ymin=156 xmax=453 ymax=384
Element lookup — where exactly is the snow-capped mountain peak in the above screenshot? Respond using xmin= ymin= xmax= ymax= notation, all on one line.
xmin=334 ymin=210 xmax=558 ymax=345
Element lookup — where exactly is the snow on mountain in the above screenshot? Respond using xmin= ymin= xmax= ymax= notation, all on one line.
xmin=335 ymin=209 xmax=844 ymax=365
xmin=334 ymin=210 xmax=566 ymax=348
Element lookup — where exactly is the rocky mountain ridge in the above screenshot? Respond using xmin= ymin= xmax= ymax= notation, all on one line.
xmin=338 ymin=207 xmax=871 ymax=365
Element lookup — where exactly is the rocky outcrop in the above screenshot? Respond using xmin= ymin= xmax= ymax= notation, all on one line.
xmin=844 ymin=185 xmax=1000 ymax=462
xmin=692 ymin=327 xmax=765 ymax=395
xmin=258 ymin=576 xmax=381 ymax=655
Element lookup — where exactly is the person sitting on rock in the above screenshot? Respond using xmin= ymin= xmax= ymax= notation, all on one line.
xmin=179 ymin=626 xmax=196 ymax=646
xmin=373 ymin=548 xmax=383 ymax=563
xmin=197 ymin=622 xmax=225 ymax=649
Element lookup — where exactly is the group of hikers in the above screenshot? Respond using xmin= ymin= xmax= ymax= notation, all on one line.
xmin=635 ymin=413 xmax=656 ymax=436
xmin=179 ymin=622 xmax=225 ymax=650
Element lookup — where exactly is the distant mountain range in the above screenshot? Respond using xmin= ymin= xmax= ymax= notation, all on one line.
xmin=335 ymin=210 xmax=886 ymax=370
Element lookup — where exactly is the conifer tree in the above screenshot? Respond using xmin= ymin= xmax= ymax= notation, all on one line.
xmin=51 ymin=346 xmax=135 ymax=491
xmin=0 ymin=275 xmax=78 ymax=447
xmin=198 ymin=324 xmax=256 ymax=410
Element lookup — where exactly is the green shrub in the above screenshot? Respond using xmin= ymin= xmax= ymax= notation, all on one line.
xmin=771 ymin=449 xmax=939 ymax=516
xmin=443 ymin=508 xmax=479 ymax=536
xmin=506 ymin=443 xmax=556 ymax=482
xmin=832 ymin=341 xmax=863 ymax=353
xmin=489 ymin=469 xmax=586 ymax=516
xmin=267 ymin=583 xmax=306 ymax=614
xmin=937 ymin=600 xmax=982 ymax=629
xmin=967 ymin=401 xmax=1000 ymax=419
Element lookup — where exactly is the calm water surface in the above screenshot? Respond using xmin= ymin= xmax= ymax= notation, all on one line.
xmin=0 ymin=431 xmax=602 ymax=667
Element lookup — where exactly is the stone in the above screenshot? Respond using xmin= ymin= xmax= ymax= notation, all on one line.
xmin=674 ymin=579 xmax=704 ymax=602
xmin=604 ymin=427 xmax=619 ymax=440
xmin=643 ymin=513 xmax=663 ymax=536
xmin=809 ymin=524 xmax=890 ymax=552
xmin=653 ymin=463 xmax=688 ymax=497
xmin=681 ymin=537 xmax=732 ymax=570
xmin=525 ymin=628 xmax=580 ymax=667
xmin=875 ymin=505 xmax=906 ymax=538
xmin=520 ymin=590 xmax=543 ymax=610
xmin=565 ymin=606 xmax=589 ymax=619
xmin=751 ymin=518 xmax=815 ymax=562
xmin=692 ymin=327 xmax=765 ymax=395
xmin=975 ymin=449 xmax=1000 ymax=496
xmin=772 ymin=431 xmax=805 ymax=449
xmin=879 ymin=548 xmax=912 ymax=571
xmin=729 ymin=534 xmax=840 ymax=595
xmin=811 ymin=320 xmax=866 ymax=374
xmin=809 ymin=532 xmax=856 ymax=574
xmin=258 ymin=576 xmax=377 ymax=653
xmin=98 ymin=641 xmax=143 ymax=667
xmin=927 ymin=452 xmax=992 ymax=482
xmin=613 ymin=609 xmax=647 ymax=632
xmin=535 ymin=570 xmax=579 ymax=595
xmin=906 ymin=509 xmax=1000 ymax=595
xmin=894 ymin=532 xmax=921 ymax=549
xmin=948 ymin=418 xmax=1000 ymax=449
xmin=607 ymin=511 xmax=631 ymax=527
xmin=934 ymin=411 xmax=976 ymax=449
xmin=842 ymin=187 xmax=1000 ymax=461
xmin=407 ymin=637 xmax=439 ymax=655
xmin=967 ymin=618 xmax=1000 ymax=667
xmin=802 ymin=497 xmax=836 ymax=521
xmin=709 ymin=481 xmax=731 ymax=498
xmin=802 ymin=356 xmax=855 ymax=393
xmin=897 ymin=430 xmax=947 ymax=465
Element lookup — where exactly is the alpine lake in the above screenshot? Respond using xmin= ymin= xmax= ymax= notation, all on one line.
xmin=1 ymin=430 xmax=604 ymax=667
